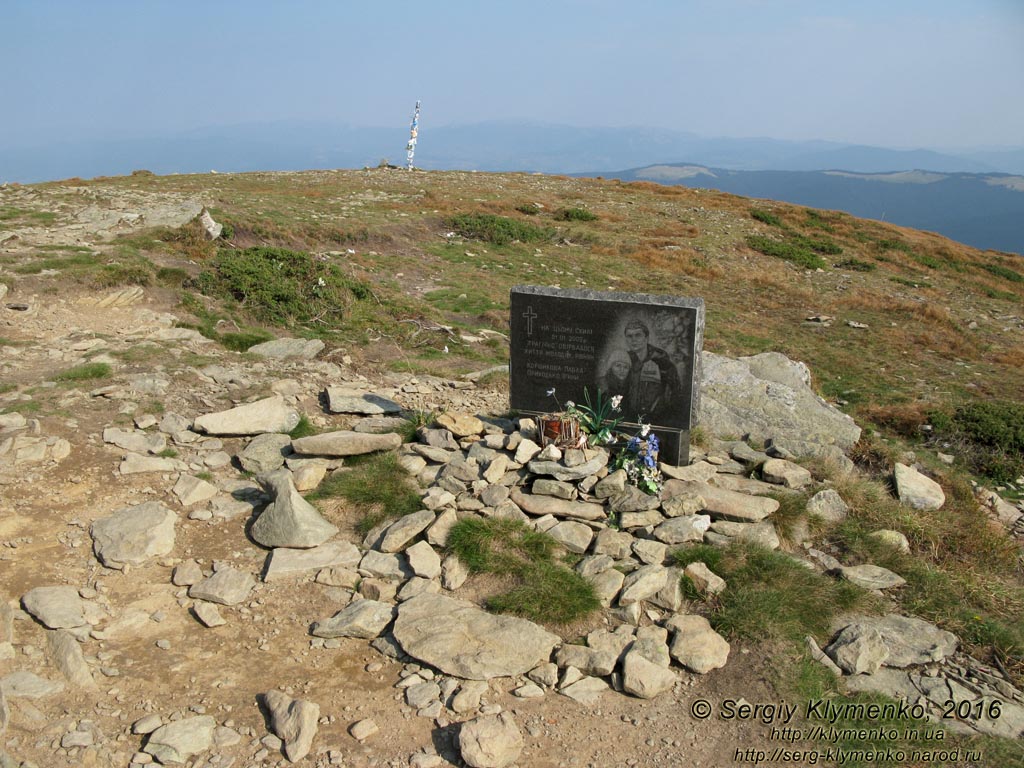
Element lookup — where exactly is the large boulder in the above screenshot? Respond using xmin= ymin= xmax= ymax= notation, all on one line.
xmin=392 ymin=594 xmax=560 ymax=680
xmin=893 ymin=463 xmax=945 ymax=511
xmin=699 ymin=352 xmax=861 ymax=452
xmin=458 ymin=713 xmax=524 ymax=768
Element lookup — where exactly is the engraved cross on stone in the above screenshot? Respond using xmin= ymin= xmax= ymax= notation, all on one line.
xmin=522 ymin=305 xmax=538 ymax=335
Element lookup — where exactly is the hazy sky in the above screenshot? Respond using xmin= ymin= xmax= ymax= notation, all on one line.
xmin=5 ymin=0 xmax=1023 ymax=149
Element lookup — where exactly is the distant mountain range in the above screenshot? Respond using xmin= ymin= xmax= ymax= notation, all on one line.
xmin=579 ymin=164 xmax=1024 ymax=255
xmin=3 ymin=120 xmax=1021 ymax=254
xmin=4 ymin=120 xmax=1024 ymax=184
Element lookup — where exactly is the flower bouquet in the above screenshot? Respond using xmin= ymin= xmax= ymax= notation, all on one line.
xmin=613 ymin=424 xmax=663 ymax=495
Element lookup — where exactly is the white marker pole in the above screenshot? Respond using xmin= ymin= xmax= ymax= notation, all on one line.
xmin=406 ymin=101 xmax=421 ymax=170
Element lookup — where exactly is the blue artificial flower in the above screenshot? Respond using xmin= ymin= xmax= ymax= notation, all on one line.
xmin=627 ymin=436 xmax=640 ymax=452
xmin=643 ymin=454 xmax=656 ymax=469
xmin=647 ymin=434 xmax=659 ymax=452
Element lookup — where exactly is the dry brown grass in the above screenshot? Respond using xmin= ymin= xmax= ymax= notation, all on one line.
xmin=860 ymin=402 xmax=932 ymax=436
xmin=646 ymin=223 xmax=700 ymax=239
xmin=623 ymin=247 xmax=723 ymax=278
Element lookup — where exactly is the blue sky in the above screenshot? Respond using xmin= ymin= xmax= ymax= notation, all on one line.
xmin=4 ymin=0 xmax=1023 ymax=149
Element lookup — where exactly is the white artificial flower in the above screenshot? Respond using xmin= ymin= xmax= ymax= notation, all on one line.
xmin=546 ymin=388 xmax=556 ymax=397
xmin=317 ymin=277 xmax=326 ymax=287
xmin=565 ymin=401 xmax=575 ymax=409
xmin=640 ymin=424 xmax=650 ymax=437
xmin=610 ymin=395 xmax=623 ymax=409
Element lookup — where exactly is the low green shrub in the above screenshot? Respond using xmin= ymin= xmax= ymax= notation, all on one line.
xmin=750 ymin=208 xmax=783 ymax=227
xmin=55 ymin=362 xmax=112 ymax=382
xmin=446 ymin=213 xmax=553 ymax=245
xmin=554 ymin=207 xmax=598 ymax=222
xmin=929 ymin=401 xmax=1024 ymax=482
xmin=746 ymin=235 xmax=827 ymax=270
xmin=979 ymin=262 xmax=1024 ymax=283
xmin=834 ymin=258 xmax=876 ymax=272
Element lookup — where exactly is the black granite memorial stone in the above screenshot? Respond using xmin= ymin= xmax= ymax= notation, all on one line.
xmin=510 ymin=285 xmax=704 ymax=465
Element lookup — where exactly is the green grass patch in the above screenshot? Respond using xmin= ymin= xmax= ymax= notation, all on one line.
xmin=219 ymin=330 xmax=274 ymax=352
xmin=876 ymin=238 xmax=914 ymax=253
xmin=305 ymin=452 xmax=421 ymax=535
xmin=835 ymin=258 xmax=876 ymax=272
xmin=11 ymin=252 xmax=98 ymax=274
xmin=288 ymin=414 xmax=317 ymax=440
xmin=447 ymin=517 xmax=600 ymax=624
xmin=54 ymin=362 xmax=112 ymax=382
xmin=156 ymin=266 xmax=190 ymax=286
xmin=914 ymin=253 xmax=943 ymax=270
xmin=554 ymin=207 xmax=598 ymax=222
xmin=750 ymin=208 xmax=784 ymax=228
xmin=0 ymin=207 xmax=57 ymax=228
xmin=745 ymin=235 xmax=827 ymax=270
xmin=803 ymin=209 xmax=836 ymax=232
xmin=514 ymin=202 xmax=541 ymax=215
xmin=157 ymin=448 xmax=179 ymax=458
xmin=0 ymin=400 xmax=40 ymax=415
xmin=446 ymin=213 xmax=554 ymax=245
xmin=95 ymin=262 xmax=153 ymax=287
xmin=673 ymin=542 xmax=875 ymax=644
xmin=978 ymin=262 xmax=1024 ymax=283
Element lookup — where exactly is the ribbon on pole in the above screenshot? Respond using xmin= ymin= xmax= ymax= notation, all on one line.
xmin=406 ymin=101 xmax=421 ymax=170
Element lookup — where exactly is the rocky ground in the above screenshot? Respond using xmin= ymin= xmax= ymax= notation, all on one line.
xmin=1 ymin=188 xmax=1023 ymax=768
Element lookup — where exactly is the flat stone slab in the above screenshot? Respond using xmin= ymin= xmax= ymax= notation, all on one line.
xmin=263 ymin=541 xmax=361 ymax=582
xmin=21 ymin=586 xmax=89 ymax=629
xmin=662 ymin=480 xmax=778 ymax=522
xmin=830 ymin=614 xmax=958 ymax=667
xmin=291 ymin=430 xmax=402 ymax=457
xmin=837 ymin=564 xmax=906 ymax=590
xmin=188 ymin=567 xmax=256 ymax=606
xmin=326 ymin=388 xmax=402 ymax=414
xmin=311 ymin=599 xmax=395 ymax=639
xmin=144 ymin=715 xmax=216 ymax=764
xmin=91 ymin=501 xmax=177 ymax=569
xmin=393 ymin=594 xmax=560 ymax=680
xmin=248 ymin=338 xmax=325 ymax=359
xmin=1 ymin=671 xmax=65 ymax=699
xmin=193 ymin=395 xmax=300 ymax=436
xmin=508 ymin=488 xmax=606 ymax=521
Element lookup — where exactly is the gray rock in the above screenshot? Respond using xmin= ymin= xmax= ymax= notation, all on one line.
xmin=144 ymin=715 xmax=216 ymax=764
xmin=379 ymin=510 xmax=436 ymax=553
xmin=761 ymin=458 xmax=813 ymax=489
xmin=708 ymin=520 xmax=780 ymax=550
xmin=360 ymin=550 xmax=411 ymax=580
xmin=661 ymin=461 xmax=718 ymax=483
xmin=450 ymin=680 xmax=489 ymax=714
xmin=458 ymin=713 xmax=524 ymax=768
xmin=264 ymin=541 xmax=361 ymax=581
xmin=806 ymin=489 xmax=849 ymax=524
xmin=618 ymin=508 xmax=665 ymax=529
xmin=575 ymin=554 xmax=614 ymax=578
xmin=532 ymin=478 xmax=576 ymax=500
xmin=188 ymin=566 xmax=255 ymax=605
xmin=837 ymin=564 xmax=906 ymax=590
xmin=21 ymin=586 xmax=88 ymax=629
xmin=356 ymin=416 xmax=411 ymax=434
xmin=587 ymin=568 xmax=626 ymax=607
xmin=405 ymin=541 xmax=442 ymax=579
xmin=648 ymin=567 xmax=685 ymax=612
xmin=593 ymin=469 xmax=627 ymax=499
xmin=833 ymin=615 xmax=958 ymax=667
xmin=667 ymin=614 xmax=730 ymax=674
xmin=119 ymin=453 xmax=182 ymax=475
xmin=0 ymin=687 xmax=7 ymax=735
xmin=239 ymin=433 xmax=293 ymax=474
xmin=621 ymin=650 xmax=677 ymax=699
xmin=291 ymin=430 xmax=402 ymax=457
xmin=327 ymin=388 xmax=402 ymax=414
xmin=591 ymin=528 xmax=633 ymax=559
xmin=248 ymin=338 xmax=325 ymax=359
xmin=171 ymin=474 xmax=219 ymax=507
xmin=102 ymin=426 xmax=166 ymax=454
xmin=555 ymin=644 xmax=617 ymax=677
xmin=262 ymin=690 xmax=320 ymax=762
xmin=252 ymin=469 xmax=338 ymax=549
xmin=547 ymin=521 xmax=594 ymax=553
xmin=559 ymin=676 xmax=609 ymax=704
xmin=893 ymin=463 xmax=945 ymax=511
xmin=609 ymin=486 xmax=662 ymax=514
xmin=632 ymin=539 xmax=668 ymax=565
xmin=527 ymin=663 xmax=560 ymax=688
xmin=513 ymin=438 xmax=542 ymax=464
xmin=619 ymin=565 xmax=669 ymax=605
xmin=662 ymin=480 xmax=779 ymax=522
xmin=684 ymin=562 xmax=726 ymax=596
xmin=46 ymin=629 xmax=95 ymax=689
xmin=312 ymin=600 xmax=395 ymax=639
xmin=436 ymin=412 xmax=485 ymax=438
xmin=661 ymin=492 xmax=706 ymax=517
xmin=193 ymin=602 xmax=225 ymax=628
xmin=349 ymin=718 xmax=379 ymax=741
xmin=405 ymin=681 xmax=441 ymax=709
xmin=172 ymin=559 xmax=204 ymax=586
xmin=867 ymin=529 xmax=911 ymax=554
xmin=393 ymin=594 xmax=560 ymax=680
xmin=0 ymin=671 xmax=64 ymax=698
xmin=193 ymin=395 xmax=300 ymax=436
xmin=654 ymin=514 xmax=711 ymax=544
xmin=825 ymin=624 xmax=890 ymax=675
xmin=699 ymin=351 xmax=861 ymax=450
xmin=480 ymin=484 xmax=510 ymax=507
xmin=527 ymin=454 xmax=607 ymax=482
xmin=805 ymin=635 xmax=843 ymax=676
xmin=508 ymin=488 xmax=605 ymax=521
xmin=91 ymin=501 xmax=177 ymax=569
